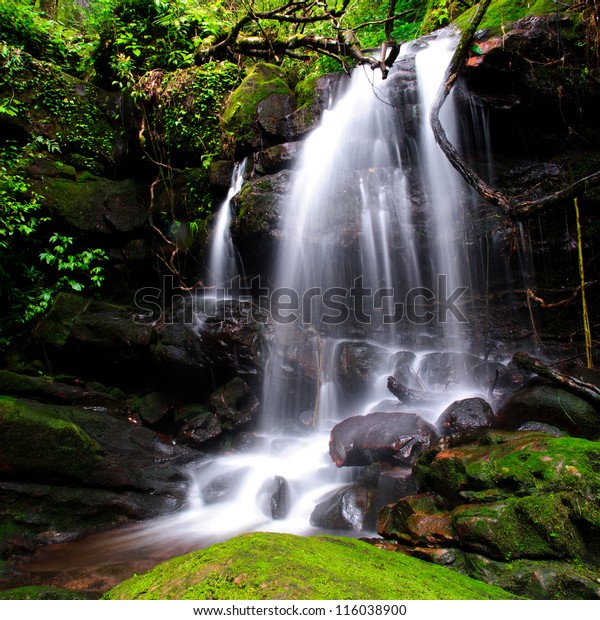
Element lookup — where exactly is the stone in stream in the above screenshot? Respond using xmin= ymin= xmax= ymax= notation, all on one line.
xmin=329 ymin=411 xmax=438 ymax=468
xmin=436 ymin=397 xmax=495 ymax=436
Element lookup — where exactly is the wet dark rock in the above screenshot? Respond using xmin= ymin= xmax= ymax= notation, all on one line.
xmin=310 ymin=465 xmax=379 ymax=530
xmin=257 ymin=475 xmax=290 ymax=520
xmin=201 ymin=470 xmax=247 ymax=505
xmin=329 ymin=411 xmax=438 ymax=468
xmin=177 ymin=405 xmax=222 ymax=444
xmin=176 ymin=378 xmax=258 ymax=445
xmin=470 ymin=361 xmax=514 ymax=393
xmin=436 ymin=397 xmax=495 ymax=436
xmin=417 ymin=352 xmax=480 ymax=390
xmin=377 ymin=465 xmax=421 ymax=508
xmin=209 ymin=160 xmax=236 ymax=188
xmin=389 ymin=351 xmax=418 ymax=388
xmin=253 ymin=142 xmax=302 ymax=175
xmin=209 ymin=377 xmax=259 ymax=430
xmin=138 ymin=392 xmax=178 ymax=426
xmin=261 ymin=323 xmax=321 ymax=421
xmin=495 ymin=383 xmax=600 ymax=439
xmin=336 ymin=342 xmax=389 ymax=397
xmin=155 ymin=297 xmax=267 ymax=384
xmin=230 ymin=170 xmax=290 ymax=273
xmin=387 ymin=376 xmax=430 ymax=404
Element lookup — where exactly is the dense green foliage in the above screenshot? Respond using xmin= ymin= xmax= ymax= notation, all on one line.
xmin=0 ymin=138 xmax=107 ymax=346
xmin=104 ymin=532 xmax=518 ymax=599
xmin=0 ymin=0 xmax=594 ymax=345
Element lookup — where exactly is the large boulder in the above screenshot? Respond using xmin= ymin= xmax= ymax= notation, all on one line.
xmin=436 ymin=397 xmax=495 ymax=436
xmin=310 ymin=465 xmax=379 ymax=530
xmin=0 ymin=396 xmax=192 ymax=557
xmin=103 ymin=532 xmax=516 ymax=600
xmin=329 ymin=411 xmax=438 ymax=468
xmin=222 ymin=63 xmax=296 ymax=157
xmin=33 ymin=172 xmax=148 ymax=234
xmin=495 ymin=383 xmax=600 ymax=439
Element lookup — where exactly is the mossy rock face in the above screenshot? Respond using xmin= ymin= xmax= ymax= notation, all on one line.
xmin=34 ymin=173 xmax=148 ymax=234
xmin=137 ymin=63 xmax=241 ymax=168
xmin=0 ymin=395 xmax=103 ymax=481
xmin=103 ymin=532 xmax=517 ymax=600
xmin=222 ymin=63 xmax=296 ymax=157
xmin=453 ymin=0 xmax=560 ymax=34
xmin=421 ymin=0 xmax=560 ymax=35
xmin=379 ymin=431 xmax=600 ymax=598
xmin=0 ymin=47 xmax=124 ymax=169
xmin=0 ymin=394 xmax=190 ymax=560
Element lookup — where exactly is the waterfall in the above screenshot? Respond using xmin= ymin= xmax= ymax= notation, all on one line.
xmin=261 ymin=35 xmax=476 ymax=431
xmin=28 ymin=33 xmax=500 ymax=573
xmin=205 ymin=159 xmax=247 ymax=289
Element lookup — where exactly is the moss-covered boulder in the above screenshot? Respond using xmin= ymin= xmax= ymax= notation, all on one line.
xmin=222 ymin=63 xmax=296 ymax=157
xmin=0 ymin=47 xmax=125 ymax=170
xmin=34 ymin=172 xmax=148 ymax=234
xmin=0 ymin=395 xmax=102 ymax=481
xmin=103 ymin=532 xmax=517 ymax=600
xmin=378 ymin=431 xmax=600 ymax=598
xmin=0 ymin=395 xmax=190 ymax=559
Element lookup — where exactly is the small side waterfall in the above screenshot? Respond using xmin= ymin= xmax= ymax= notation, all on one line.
xmin=205 ymin=159 xmax=247 ymax=289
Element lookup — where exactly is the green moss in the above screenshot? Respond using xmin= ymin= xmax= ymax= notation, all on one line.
xmin=104 ymin=532 xmax=518 ymax=600
xmin=222 ymin=63 xmax=295 ymax=155
xmin=0 ymin=48 xmax=120 ymax=165
xmin=454 ymin=0 xmax=560 ymax=34
xmin=147 ymin=62 xmax=241 ymax=167
xmin=0 ymin=395 xmax=103 ymax=481
xmin=33 ymin=292 xmax=89 ymax=347
xmin=0 ymin=586 xmax=89 ymax=600
xmin=294 ymin=75 xmax=318 ymax=110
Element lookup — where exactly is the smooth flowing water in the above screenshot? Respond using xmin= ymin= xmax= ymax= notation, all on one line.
xmin=206 ymin=159 xmax=247 ymax=289
xmin=23 ymin=34 xmax=503 ymax=590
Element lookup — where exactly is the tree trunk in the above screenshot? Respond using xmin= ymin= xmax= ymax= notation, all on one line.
xmin=38 ymin=0 xmax=59 ymax=19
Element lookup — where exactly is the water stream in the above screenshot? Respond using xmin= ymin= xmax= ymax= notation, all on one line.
xmin=21 ymin=33 xmax=507 ymax=592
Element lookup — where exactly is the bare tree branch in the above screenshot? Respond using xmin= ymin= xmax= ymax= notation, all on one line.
xmin=195 ymin=0 xmax=399 ymax=77
xmin=512 ymin=351 xmax=600 ymax=405
xmin=430 ymin=0 xmax=600 ymax=220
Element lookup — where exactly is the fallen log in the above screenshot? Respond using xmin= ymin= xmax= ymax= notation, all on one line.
xmin=512 ymin=351 xmax=600 ymax=407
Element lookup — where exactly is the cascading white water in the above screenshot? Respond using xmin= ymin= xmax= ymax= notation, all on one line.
xmin=205 ymin=159 xmax=247 ymax=289
xmin=27 ymin=35 xmax=500 ymax=578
